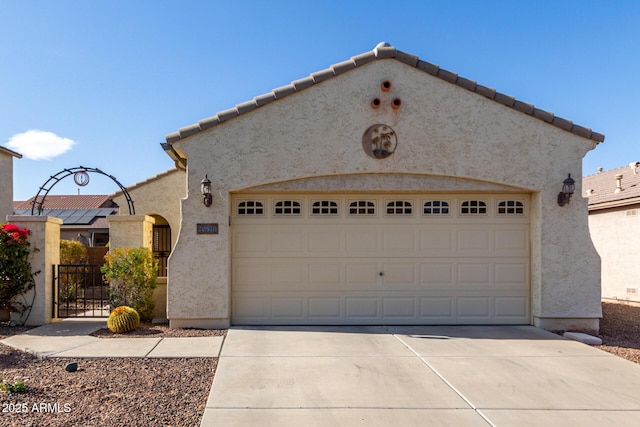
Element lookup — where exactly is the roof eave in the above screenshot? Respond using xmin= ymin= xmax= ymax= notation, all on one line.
xmin=161 ymin=142 xmax=187 ymax=170
xmin=588 ymin=196 xmax=640 ymax=211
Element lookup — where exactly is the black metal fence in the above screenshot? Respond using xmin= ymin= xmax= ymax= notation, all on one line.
xmin=153 ymin=225 xmax=171 ymax=277
xmin=53 ymin=264 xmax=109 ymax=318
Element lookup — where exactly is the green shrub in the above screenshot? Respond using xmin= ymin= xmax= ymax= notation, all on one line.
xmin=107 ymin=306 xmax=140 ymax=333
xmin=59 ymin=240 xmax=89 ymax=302
xmin=101 ymin=248 xmax=157 ymax=321
xmin=60 ymin=240 xmax=88 ymax=264
xmin=0 ymin=376 xmax=29 ymax=394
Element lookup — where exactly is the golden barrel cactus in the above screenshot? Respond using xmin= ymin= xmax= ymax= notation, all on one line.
xmin=107 ymin=306 xmax=140 ymax=333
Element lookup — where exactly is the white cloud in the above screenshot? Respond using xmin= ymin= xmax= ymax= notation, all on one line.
xmin=4 ymin=130 xmax=76 ymax=160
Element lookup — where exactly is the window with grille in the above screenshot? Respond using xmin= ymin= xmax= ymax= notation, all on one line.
xmin=274 ymin=200 xmax=302 ymax=215
xmin=461 ymin=200 xmax=487 ymax=215
xmin=386 ymin=200 xmax=413 ymax=215
xmin=312 ymin=200 xmax=338 ymax=215
xmin=237 ymin=201 xmax=264 ymax=215
xmin=423 ymin=200 xmax=450 ymax=215
xmin=349 ymin=201 xmax=376 ymax=215
xmin=497 ymin=200 xmax=524 ymax=215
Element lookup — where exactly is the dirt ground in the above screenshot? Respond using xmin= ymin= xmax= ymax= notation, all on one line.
xmin=1 ymin=301 xmax=639 ymax=426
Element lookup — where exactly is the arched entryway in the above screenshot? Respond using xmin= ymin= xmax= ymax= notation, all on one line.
xmin=151 ymin=215 xmax=171 ymax=278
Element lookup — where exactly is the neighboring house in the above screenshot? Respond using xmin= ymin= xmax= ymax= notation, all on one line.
xmin=157 ymin=43 xmax=603 ymax=332
xmin=13 ymin=195 xmax=118 ymax=246
xmin=584 ymin=163 xmax=640 ymax=303
xmin=0 ymin=146 xmax=22 ymax=221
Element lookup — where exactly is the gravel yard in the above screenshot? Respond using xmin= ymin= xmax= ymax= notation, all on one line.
xmin=1 ymin=301 xmax=639 ymax=426
xmin=0 ymin=323 xmax=223 ymax=427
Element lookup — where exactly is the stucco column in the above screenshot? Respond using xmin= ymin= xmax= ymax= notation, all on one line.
xmin=107 ymin=215 xmax=155 ymax=250
xmin=7 ymin=215 xmax=62 ymax=325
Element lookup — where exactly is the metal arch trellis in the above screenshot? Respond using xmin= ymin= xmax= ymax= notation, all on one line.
xmin=30 ymin=166 xmax=135 ymax=215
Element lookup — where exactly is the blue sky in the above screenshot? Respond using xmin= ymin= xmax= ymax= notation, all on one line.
xmin=2 ymin=1 xmax=639 ymax=201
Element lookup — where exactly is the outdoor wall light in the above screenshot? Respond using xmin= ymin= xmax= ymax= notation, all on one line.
xmin=557 ymin=174 xmax=576 ymax=206
xmin=201 ymin=174 xmax=212 ymax=207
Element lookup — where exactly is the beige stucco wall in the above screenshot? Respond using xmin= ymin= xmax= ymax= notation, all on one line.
xmin=112 ymin=169 xmax=185 ymax=250
xmin=168 ymin=58 xmax=601 ymax=331
xmin=1 ymin=151 xmax=16 ymax=221
xmin=589 ymin=206 xmax=640 ymax=303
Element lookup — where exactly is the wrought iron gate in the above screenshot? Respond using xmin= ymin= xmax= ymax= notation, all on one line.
xmin=53 ymin=264 xmax=110 ymax=318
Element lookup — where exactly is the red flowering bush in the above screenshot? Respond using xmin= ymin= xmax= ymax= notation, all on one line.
xmin=0 ymin=223 xmax=36 ymax=315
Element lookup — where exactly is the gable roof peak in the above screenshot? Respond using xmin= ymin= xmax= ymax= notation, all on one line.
xmin=163 ymin=44 xmax=605 ymax=162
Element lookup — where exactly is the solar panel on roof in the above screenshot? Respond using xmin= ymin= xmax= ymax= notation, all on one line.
xmin=11 ymin=208 xmax=116 ymax=225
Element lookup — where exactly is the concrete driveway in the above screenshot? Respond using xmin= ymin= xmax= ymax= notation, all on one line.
xmin=201 ymin=326 xmax=640 ymax=426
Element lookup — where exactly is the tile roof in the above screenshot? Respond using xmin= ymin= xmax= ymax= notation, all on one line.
xmin=583 ymin=162 xmax=640 ymax=209
xmin=13 ymin=195 xmax=117 ymax=211
xmin=163 ymin=42 xmax=605 ymax=161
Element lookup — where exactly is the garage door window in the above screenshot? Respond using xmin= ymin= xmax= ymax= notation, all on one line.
xmin=275 ymin=201 xmax=302 ymax=215
xmin=349 ymin=201 xmax=376 ymax=215
xmin=423 ymin=200 xmax=450 ymax=215
xmin=461 ymin=200 xmax=487 ymax=215
xmin=497 ymin=200 xmax=524 ymax=215
xmin=386 ymin=200 xmax=413 ymax=215
xmin=312 ymin=201 xmax=339 ymax=216
xmin=237 ymin=201 xmax=264 ymax=215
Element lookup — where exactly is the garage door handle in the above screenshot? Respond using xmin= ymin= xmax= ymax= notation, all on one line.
xmin=379 ymin=272 xmax=384 ymax=276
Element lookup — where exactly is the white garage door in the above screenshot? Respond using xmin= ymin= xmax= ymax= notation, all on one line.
xmin=231 ymin=193 xmax=530 ymax=325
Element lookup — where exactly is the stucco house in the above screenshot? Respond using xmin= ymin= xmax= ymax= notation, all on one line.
xmin=584 ymin=163 xmax=640 ymax=303
xmin=1 ymin=145 xmax=22 ymax=221
xmin=152 ymin=43 xmax=603 ymax=332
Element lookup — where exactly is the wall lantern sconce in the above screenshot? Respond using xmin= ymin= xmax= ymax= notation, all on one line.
xmin=201 ymin=174 xmax=212 ymax=207
xmin=557 ymin=174 xmax=575 ymax=206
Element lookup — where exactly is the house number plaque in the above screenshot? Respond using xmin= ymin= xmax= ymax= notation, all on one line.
xmin=197 ymin=223 xmax=218 ymax=235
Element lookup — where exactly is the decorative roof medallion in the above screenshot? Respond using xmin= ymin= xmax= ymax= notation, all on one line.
xmin=362 ymin=124 xmax=397 ymax=159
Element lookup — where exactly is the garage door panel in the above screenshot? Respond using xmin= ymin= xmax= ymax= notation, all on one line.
xmin=234 ymin=296 xmax=269 ymax=319
xmin=495 ymin=296 xmax=529 ymax=318
xmin=233 ymin=261 xmax=267 ymax=289
xmin=419 ymin=297 xmax=455 ymax=319
xmin=420 ymin=263 xmax=454 ymax=286
xmin=494 ymin=229 xmax=528 ymax=256
xmin=346 ymin=230 xmax=379 ymax=252
xmin=308 ymin=231 xmax=342 ymax=252
xmin=271 ymin=297 xmax=305 ymax=319
xmin=234 ymin=230 xmax=269 ymax=253
xmin=494 ymin=263 xmax=528 ymax=285
xmin=457 ymin=263 xmax=491 ymax=285
xmin=308 ymin=297 xmax=342 ymax=319
xmin=346 ymin=264 xmax=379 ymax=288
xmin=383 ymin=230 xmax=416 ymax=251
xmin=271 ymin=264 xmax=307 ymax=290
xmin=381 ymin=264 xmax=417 ymax=288
xmin=420 ymin=229 xmax=454 ymax=253
xmin=308 ymin=264 xmax=342 ymax=289
xmin=457 ymin=229 xmax=491 ymax=253
xmin=457 ymin=297 xmax=491 ymax=319
xmin=382 ymin=297 xmax=416 ymax=318
xmin=271 ymin=231 xmax=306 ymax=252
xmin=346 ymin=297 xmax=379 ymax=318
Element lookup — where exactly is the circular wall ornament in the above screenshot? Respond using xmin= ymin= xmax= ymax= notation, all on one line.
xmin=74 ymin=171 xmax=90 ymax=186
xmin=362 ymin=124 xmax=397 ymax=159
